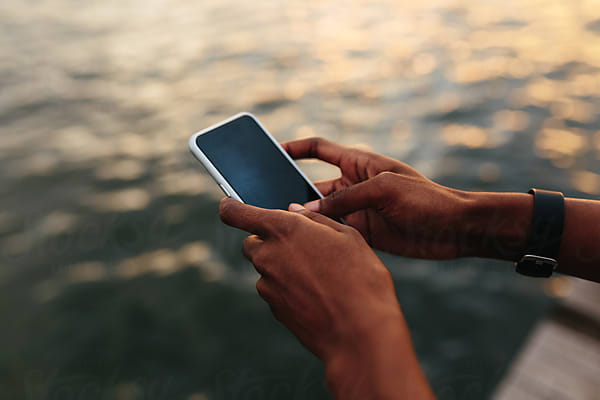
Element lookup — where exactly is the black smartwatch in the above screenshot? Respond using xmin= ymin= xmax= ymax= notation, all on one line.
xmin=515 ymin=188 xmax=565 ymax=277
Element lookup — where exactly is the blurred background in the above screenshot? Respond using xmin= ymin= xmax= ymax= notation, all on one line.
xmin=1 ymin=0 xmax=599 ymax=399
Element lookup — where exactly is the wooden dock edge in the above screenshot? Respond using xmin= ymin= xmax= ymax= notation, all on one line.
xmin=492 ymin=278 xmax=600 ymax=400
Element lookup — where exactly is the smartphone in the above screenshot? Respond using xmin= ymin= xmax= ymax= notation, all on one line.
xmin=188 ymin=112 xmax=323 ymax=210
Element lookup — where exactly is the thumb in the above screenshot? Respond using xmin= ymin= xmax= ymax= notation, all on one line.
xmin=304 ymin=177 xmax=389 ymax=219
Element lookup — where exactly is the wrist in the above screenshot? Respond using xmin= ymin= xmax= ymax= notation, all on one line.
xmin=457 ymin=191 xmax=533 ymax=260
xmin=324 ymin=310 xmax=434 ymax=400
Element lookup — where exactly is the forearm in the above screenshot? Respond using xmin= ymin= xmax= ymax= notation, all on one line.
xmin=458 ymin=192 xmax=532 ymax=261
xmin=459 ymin=191 xmax=600 ymax=282
xmin=324 ymin=313 xmax=435 ymax=400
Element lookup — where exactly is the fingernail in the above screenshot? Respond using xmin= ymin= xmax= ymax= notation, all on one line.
xmin=304 ymin=200 xmax=320 ymax=211
xmin=289 ymin=203 xmax=305 ymax=212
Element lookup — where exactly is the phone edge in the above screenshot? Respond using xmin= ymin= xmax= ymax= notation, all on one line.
xmin=187 ymin=112 xmax=324 ymax=205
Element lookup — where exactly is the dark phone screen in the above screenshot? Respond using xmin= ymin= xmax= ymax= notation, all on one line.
xmin=195 ymin=115 xmax=321 ymax=210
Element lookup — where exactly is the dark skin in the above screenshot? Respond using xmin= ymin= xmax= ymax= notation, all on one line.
xmin=219 ymin=199 xmax=435 ymax=399
xmin=283 ymin=137 xmax=600 ymax=283
xmin=219 ymin=137 xmax=600 ymax=400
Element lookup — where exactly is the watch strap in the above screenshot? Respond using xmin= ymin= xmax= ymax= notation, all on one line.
xmin=525 ymin=189 xmax=565 ymax=259
xmin=515 ymin=189 xmax=565 ymax=277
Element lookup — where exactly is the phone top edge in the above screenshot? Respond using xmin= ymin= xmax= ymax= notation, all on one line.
xmin=188 ymin=111 xmax=257 ymax=148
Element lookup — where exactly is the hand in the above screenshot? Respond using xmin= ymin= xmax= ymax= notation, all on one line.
xmin=283 ymin=137 xmax=470 ymax=259
xmin=219 ymin=197 xmax=400 ymax=361
xmin=219 ymin=198 xmax=434 ymax=399
xmin=283 ymin=137 xmax=533 ymax=261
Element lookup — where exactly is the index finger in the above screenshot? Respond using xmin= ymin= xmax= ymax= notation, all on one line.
xmin=281 ymin=137 xmax=346 ymax=166
xmin=219 ymin=198 xmax=284 ymax=237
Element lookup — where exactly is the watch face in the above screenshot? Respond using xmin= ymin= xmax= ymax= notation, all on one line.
xmin=515 ymin=255 xmax=557 ymax=278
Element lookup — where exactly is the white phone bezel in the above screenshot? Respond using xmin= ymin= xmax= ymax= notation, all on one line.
xmin=188 ymin=112 xmax=324 ymax=204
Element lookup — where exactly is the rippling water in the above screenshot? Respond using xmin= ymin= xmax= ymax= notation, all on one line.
xmin=1 ymin=1 xmax=599 ymax=399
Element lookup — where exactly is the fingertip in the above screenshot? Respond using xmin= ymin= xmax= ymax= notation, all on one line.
xmin=219 ymin=196 xmax=235 ymax=207
xmin=288 ymin=203 xmax=305 ymax=212
xmin=218 ymin=197 xmax=239 ymax=218
xmin=304 ymin=200 xmax=320 ymax=212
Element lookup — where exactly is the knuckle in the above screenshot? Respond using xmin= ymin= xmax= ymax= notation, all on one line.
xmin=252 ymin=249 xmax=268 ymax=269
xmin=252 ymin=248 xmax=271 ymax=273
xmin=299 ymin=210 xmax=318 ymax=221
xmin=255 ymin=277 xmax=265 ymax=292
xmin=349 ymin=148 xmax=366 ymax=158
xmin=241 ymin=237 xmax=255 ymax=260
xmin=327 ymin=188 xmax=347 ymax=204
xmin=308 ymin=137 xmax=329 ymax=156
xmin=373 ymin=263 xmax=393 ymax=282
xmin=256 ymin=278 xmax=269 ymax=299
xmin=374 ymin=171 xmax=398 ymax=191
xmin=344 ymin=225 xmax=363 ymax=240
xmin=295 ymin=211 xmax=312 ymax=224
xmin=308 ymin=137 xmax=322 ymax=156
xmin=313 ymin=137 xmax=326 ymax=146
xmin=376 ymin=170 xmax=396 ymax=182
xmin=243 ymin=239 xmax=272 ymax=275
xmin=328 ymin=189 xmax=343 ymax=200
xmin=275 ymin=212 xmax=301 ymax=237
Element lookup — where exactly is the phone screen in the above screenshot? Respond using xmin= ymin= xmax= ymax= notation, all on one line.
xmin=195 ymin=115 xmax=321 ymax=210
